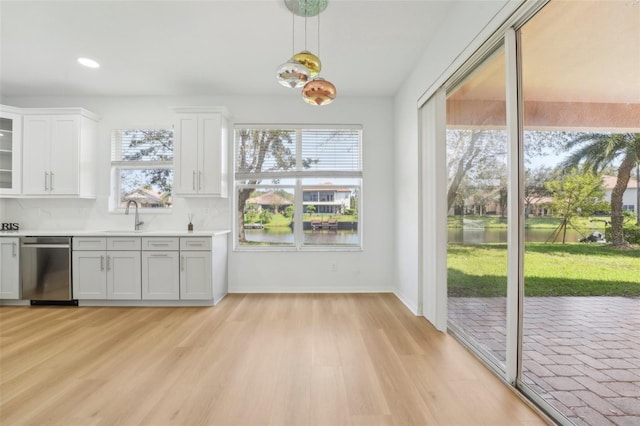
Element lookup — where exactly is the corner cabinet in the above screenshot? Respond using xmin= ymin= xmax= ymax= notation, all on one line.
xmin=172 ymin=107 xmax=230 ymax=197
xmin=22 ymin=108 xmax=99 ymax=198
xmin=0 ymin=106 xmax=22 ymax=196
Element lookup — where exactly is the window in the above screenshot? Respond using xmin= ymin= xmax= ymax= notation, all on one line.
xmin=110 ymin=129 xmax=174 ymax=211
xmin=234 ymin=126 xmax=362 ymax=249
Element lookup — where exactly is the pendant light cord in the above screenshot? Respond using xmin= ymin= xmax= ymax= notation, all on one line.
xmin=304 ymin=0 xmax=308 ymax=51
xmin=291 ymin=10 xmax=295 ymax=55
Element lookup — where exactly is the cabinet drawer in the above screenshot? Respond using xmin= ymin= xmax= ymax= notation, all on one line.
xmin=142 ymin=237 xmax=179 ymax=251
xmin=180 ymin=237 xmax=211 ymax=251
xmin=73 ymin=237 xmax=107 ymax=251
xmin=107 ymin=237 xmax=141 ymax=251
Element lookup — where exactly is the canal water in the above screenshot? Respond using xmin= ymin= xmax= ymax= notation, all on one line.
xmin=447 ymin=227 xmax=586 ymax=244
xmin=245 ymin=229 xmax=359 ymax=245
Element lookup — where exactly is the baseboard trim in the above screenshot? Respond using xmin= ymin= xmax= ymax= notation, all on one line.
xmin=229 ymin=287 xmax=393 ymax=294
xmin=393 ymin=289 xmax=419 ymax=315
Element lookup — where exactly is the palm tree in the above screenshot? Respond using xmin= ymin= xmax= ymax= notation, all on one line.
xmin=562 ymin=133 xmax=640 ymax=247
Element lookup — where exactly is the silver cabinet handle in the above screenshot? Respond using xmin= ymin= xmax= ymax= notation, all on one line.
xmin=50 ymin=171 xmax=54 ymax=191
xmin=198 ymin=171 xmax=202 ymax=190
xmin=192 ymin=171 xmax=196 ymax=190
xmin=44 ymin=171 xmax=49 ymax=191
xmin=12 ymin=242 xmax=17 ymax=257
xmin=181 ymin=256 xmax=185 ymax=271
xmin=100 ymin=255 xmax=105 ymax=271
xmin=106 ymin=256 xmax=111 ymax=271
xmin=150 ymin=254 xmax=169 ymax=257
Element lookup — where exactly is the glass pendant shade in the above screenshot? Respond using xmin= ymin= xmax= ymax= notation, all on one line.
xmin=276 ymin=60 xmax=311 ymax=88
xmin=301 ymin=78 xmax=336 ymax=106
xmin=292 ymin=51 xmax=321 ymax=77
xmin=284 ymin=0 xmax=328 ymax=17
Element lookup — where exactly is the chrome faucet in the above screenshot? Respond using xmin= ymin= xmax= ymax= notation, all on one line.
xmin=125 ymin=200 xmax=144 ymax=230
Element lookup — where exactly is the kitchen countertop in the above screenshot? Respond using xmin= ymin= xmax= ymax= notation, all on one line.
xmin=0 ymin=229 xmax=231 ymax=237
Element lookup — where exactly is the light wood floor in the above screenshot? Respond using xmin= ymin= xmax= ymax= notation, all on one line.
xmin=0 ymin=294 xmax=546 ymax=425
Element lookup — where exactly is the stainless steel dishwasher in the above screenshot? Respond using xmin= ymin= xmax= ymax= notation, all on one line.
xmin=20 ymin=236 xmax=76 ymax=305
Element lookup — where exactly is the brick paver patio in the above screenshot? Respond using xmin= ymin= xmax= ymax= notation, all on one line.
xmin=448 ymin=297 xmax=640 ymax=426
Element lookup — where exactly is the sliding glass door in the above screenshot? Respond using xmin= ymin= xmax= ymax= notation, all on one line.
xmin=446 ymin=45 xmax=509 ymax=372
xmin=519 ymin=2 xmax=640 ymax=424
xmin=439 ymin=1 xmax=640 ymax=424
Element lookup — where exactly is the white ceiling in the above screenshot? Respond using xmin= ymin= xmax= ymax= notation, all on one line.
xmin=0 ymin=0 xmax=457 ymax=98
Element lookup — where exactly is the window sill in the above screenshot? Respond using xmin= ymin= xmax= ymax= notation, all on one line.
xmin=234 ymin=246 xmax=363 ymax=253
xmin=109 ymin=209 xmax=173 ymax=215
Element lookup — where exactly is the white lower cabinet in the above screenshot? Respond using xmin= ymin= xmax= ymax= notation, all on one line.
xmin=107 ymin=251 xmax=141 ymax=299
xmin=73 ymin=250 xmax=107 ymax=299
xmin=180 ymin=244 xmax=212 ymax=300
xmin=142 ymin=251 xmax=180 ymax=300
xmin=69 ymin=234 xmax=227 ymax=304
xmin=0 ymin=237 xmax=20 ymax=299
xmin=73 ymin=237 xmax=141 ymax=300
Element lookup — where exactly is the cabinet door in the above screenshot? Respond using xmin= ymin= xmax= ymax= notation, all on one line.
xmin=174 ymin=114 xmax=199 ymax=195
xmin=142 ymin=251 xmax=179 ymax=299
xmin=180 ymin=251 xmax=212 ymax=300
xmin=0 ymin=238 xmax=20 ymax=299
xmin=198 ymin=113 xmax=223 ymax=195
xmin=50 ymin=116 xmax=79 ymax=195
xmin=0 ymin=111 xmax=22 ymax=195
xmin=107 ymin=251 xmax=141 ymax=300
xmin=72 ymin=251 xmax=107 ymax=299
xmin=22 ymin=116 xmax=51 ymax=195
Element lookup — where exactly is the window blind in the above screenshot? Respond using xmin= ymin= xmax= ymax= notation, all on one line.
xmin=111 ymin=129 xmax=173 ymax=164
xmin=235 ymin=128 xmax=361 ymax=179
xmin=300 ymin=129 xmax=361 ymax=172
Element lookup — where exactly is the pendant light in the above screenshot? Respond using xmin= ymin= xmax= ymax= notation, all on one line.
xmin=301 ymin=78 xmax=336 ymax=105
xmin=301 ymin=2 xmax=336 ymax=106
xmin=277 ymin=0 xmax=336 ymax=106
xmin=276 ymin=9 xmax=310 ymax=88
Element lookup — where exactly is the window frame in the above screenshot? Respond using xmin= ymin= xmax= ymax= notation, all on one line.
xmin=109 ymin=127 xmax=174 ymax=213
xmin=233 ymin=124 xmax=363 ymax=252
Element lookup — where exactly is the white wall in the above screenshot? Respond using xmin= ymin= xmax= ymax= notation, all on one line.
xmin=392 ymin=0 xmax=521 ymax=314
xmin=1 ymin=95 xmax=395 ymax=293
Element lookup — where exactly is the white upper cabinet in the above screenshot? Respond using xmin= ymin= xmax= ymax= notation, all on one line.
xmin=0 ymin=106 xmax=22 ymax=195
xmin=172 ymin=107 xmax=230 ymax=197
xmin=22 ymin=108 xmax=99 ymax=197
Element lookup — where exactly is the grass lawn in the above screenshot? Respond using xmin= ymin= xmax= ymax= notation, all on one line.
xmin=262 ymin=213 xmax=292 ymax=228
xmin=448 ymin=243 xmax=640 ymax=297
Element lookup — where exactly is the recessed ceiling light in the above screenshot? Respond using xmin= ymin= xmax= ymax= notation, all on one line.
xmin=77 ymin=57 xmax=100 ymax=68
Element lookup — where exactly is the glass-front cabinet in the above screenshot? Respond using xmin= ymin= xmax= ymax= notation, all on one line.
xmin=0 ymin=106 xmax=22 ymax=195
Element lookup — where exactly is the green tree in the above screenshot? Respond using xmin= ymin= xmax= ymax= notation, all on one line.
xmin=561 ymin=133 xmax=640 ymax=247
xmin=305 ymin=205 xmax=316 ymax=215
xmin=447 ymin=130 xmax=580 ymax=213
xmin=284 ymin=205 xmax=294 ymax=218
xmin=259 ymin=210 xmax=272 ymax=224
xmin=122 ymin=129 xmax=173 ymax=195
xmin=236 ymin=130 xmax=319 ymax=242
xmin=524 ymin=166 xmax=555 ymax=218
xmin=546 ymin=168 xmax=606 ymax=243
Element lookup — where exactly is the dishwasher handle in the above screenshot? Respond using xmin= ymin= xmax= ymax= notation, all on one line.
xmin=21 ymin=243 xmax=71 ymax=249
